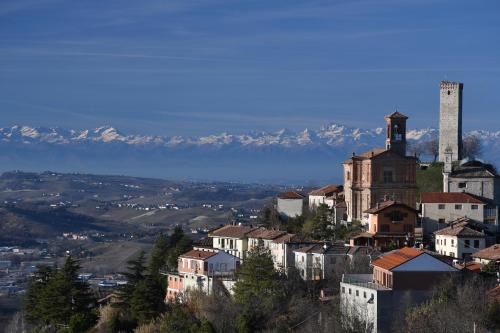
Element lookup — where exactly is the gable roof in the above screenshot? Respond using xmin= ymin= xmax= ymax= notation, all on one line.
xmin=278 ymin=191 xmax=305 ymax=200
xmin=434 ymin=220 xmax=485 ymax=237
xmin=421 ymin=192 xmax=488 ymax=204
xmin=472 ymin=244 xmax=500 ymax=261
xmin=385 ymin=111 xmax=408 ymax=119
xmin=247 ymin=228 xmax=287 ymax=240
xmin=309 ymin=184 xmax=342 ymax=196
xmin=179 ymin=249 xmax=218 ymax=260
xmin=209 ymin=225 xmax=258 ymax=238
xmin=364 ymin=200 xmax=417 ymax=214
xmin=371 ymin=247 xmax=423 ymax=270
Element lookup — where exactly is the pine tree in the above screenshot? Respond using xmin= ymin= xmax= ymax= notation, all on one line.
xmin=115 ymin=251 xmax=147 ymax=312
xmin=148 ymin=233 xmax=169 ymax=284
xmin=129 ymin=275 xmax=165 ymax=324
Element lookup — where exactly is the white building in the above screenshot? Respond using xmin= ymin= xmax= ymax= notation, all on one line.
xmin=434 ymin=219 xmax=486 ymax=259
xmin=443 ymin=159 xmax=500 ymax=206
xmin=276 ymin=191 xmax=304 ymax=218
xmin=308 ymin=184 xmax=343 ymax=209
xmin=209 ymin=225 xmax=258 ymax=259
xmin=268 ymin=233 xmax=315 ymax=271
xmin=341 ymin=247 xmax=458 ymax=333
xmin=294 ymin=243 xmax=350 ymax=281
xmin=421 ymin=192 xmax=498 ymax=235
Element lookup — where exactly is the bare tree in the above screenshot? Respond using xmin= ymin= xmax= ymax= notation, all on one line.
xmin=462 ymin=134 xmax=483 ymax=158
xmin=422 ymin=136 xmax=439 ymax=162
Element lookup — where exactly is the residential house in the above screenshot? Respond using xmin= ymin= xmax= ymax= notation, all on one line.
xmin=471 ymin=244 xmax=500 ymax=266
xmin=349 ymin=200 xmax=417 ymax=250
xmin=340 ymin=247 xmax=458 ymax=333
xmin=277 ymin=191 xmax=305 ymax=218
xmin=209 ymin=224 xmax=258 ymax=259
xmin=294 ymin=243 xmax=350 ymax=280
xmin=434 ymin=219 xmax=486 ymax=259
xmin=421 ymin=192 xmax=498 ymax=236
xmin=343 ymin=112 xmax=417 ymax=222
xmin=443 ymin=159 xmax=500 ymax=207
xmin=247 ymin=228 xmax=288 ymax=251
xmin=269 ymin=233 xmax=317 ymax=271
xmin=309 ymin=184 xmax=343 ymax=209
xmin=166 ymin=248 xmax=240 ymax=302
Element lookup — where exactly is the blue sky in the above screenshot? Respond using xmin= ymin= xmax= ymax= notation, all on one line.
xmin=1 ymin=0 xmax=499 ymax=136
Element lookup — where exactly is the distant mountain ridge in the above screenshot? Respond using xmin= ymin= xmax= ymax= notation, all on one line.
xmin=1 ymin=124 xmax=499 ymax=183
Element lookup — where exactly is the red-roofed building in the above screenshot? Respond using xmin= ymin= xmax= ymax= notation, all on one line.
xmin=343 ymin=112 xmax=417 ymax=223
xmin=421 ymin=192 xmax=498 ymax=236
xmin=434 ymin=218 xmax=486 ymax=259
xmin=277 ymin=191 xmax=305 ymax=218
xmin=166 ymin=248 xmax=240 ymax=302
xmin=340 ymin=247 xmax=458 ymax=332
xmin=309 ymin=184 xmax=343 ymax=209
xmin=349 ymin=201 xmax=417 ymax=250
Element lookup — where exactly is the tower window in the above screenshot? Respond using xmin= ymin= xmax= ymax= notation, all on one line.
xmin=447 ymin=90 xmax=451 ymax=95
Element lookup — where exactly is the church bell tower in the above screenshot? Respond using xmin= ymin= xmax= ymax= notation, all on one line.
xmin=384 ymin=111 xmax=408 ymax=156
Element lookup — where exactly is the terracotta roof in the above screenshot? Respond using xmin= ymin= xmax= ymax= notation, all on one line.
xmin=364 ymin=200 xmax=417 ymax=214
xmin=434 ymin=221 xmax=485 ymax=237
xmin=385 ymin=111 xmax=408 ymax=119
xmin=371 ymin=247 xmax=423 ymax=270
xmin=209 ymin=225 xmax=257 ymax=238
xmin=472 ymin=244 xmax=500 ymax=261
xmin=455 ymin=261 xmax=482 ymax=272
xmin=247 ymin=228 xmax=287 ymax=240
xmin=421 ymin=192 xmax=487 ymax=204
xmin=179 ymin=249 xmax=218 ymax=260
xmin=360 ymin=148 xmax=387 ymax=158
xmin=193 ymin=237 xmax=213 ymax=248
xmin=309 ymin=184 xmax=342 ymax=196
xmin=278 ymin=191 xmax=305 ymax=200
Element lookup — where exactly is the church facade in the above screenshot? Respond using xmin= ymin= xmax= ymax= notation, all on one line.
xmin=343 ymin=112 xmax=417 ymax=222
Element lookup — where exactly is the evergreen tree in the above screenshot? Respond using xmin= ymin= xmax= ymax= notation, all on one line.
xmin=23 ymin=257 xmax=96 ymax=329
xmin=115 ymin=251 xmax=147 ymax=312
xmin=232 ymin=242 xmax=284 ymax=332
xmin=129 ymin=275 xmax=165 ymax=324
xmin=166 ymin=228 xmax=192 ymax=271
xmin=148 ymin=233 xmax=169 ymax=282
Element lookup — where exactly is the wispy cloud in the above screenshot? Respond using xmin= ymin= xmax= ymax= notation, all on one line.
xmin=0 ymin=0 xmax=62 ymax=16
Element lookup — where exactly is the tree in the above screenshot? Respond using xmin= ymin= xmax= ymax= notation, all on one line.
xmin=165 ymin=228 xmax=192 ymax=271
xmin=462 ymin=134 xmax=483 ymax=158
xmin=115 ymin=251 xmax=147 ymax=312
xmin=148 ymin=233 xmax=169 ymax=283
xmin=129 ymin=275 xmax=165 ymax=324
xmin=233 ymin=243 xmax=284 ymax=332
xmin=23 ymin=257 xmax=97 ymax=330
xmin=423 ymin=136 xmax=439 ymax=162
xmin=159 ymin=304 xmax=215 ymax=333
xmin=303 ymin=204 xmax=333 ymax=240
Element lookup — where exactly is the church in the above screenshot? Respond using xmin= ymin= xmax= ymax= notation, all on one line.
xmin=343 ymin=112 xmax=417 ymax=223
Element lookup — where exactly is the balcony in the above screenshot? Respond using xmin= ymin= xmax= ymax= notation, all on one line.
xmin=342 ymin=274 xmax=390 ymax=291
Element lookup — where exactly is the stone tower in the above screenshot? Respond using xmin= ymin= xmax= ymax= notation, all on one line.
xmin=384 ymin=111 xmax=408 ymax=156
xmin=439 ymin=81 xmax=463 ymax=162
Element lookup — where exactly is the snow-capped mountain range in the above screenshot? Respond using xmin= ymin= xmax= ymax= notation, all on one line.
xmin=1 ymin=124 xmax=499 ymax=183
xmin=0 ymin=124 xmax=440 ymax=147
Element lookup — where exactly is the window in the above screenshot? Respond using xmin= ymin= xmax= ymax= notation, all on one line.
xmin=458 ymin=182 xmax=467 ymax=189
xmin=436 ymin=239 xmax=439 ymax=246
xmin=471 ymin=205 xmax=478 ymax=210
xmin=221 ymin=239 xmax=225 ymax=247
xmin=363 ymin=291 xmax=367 ymax=299
xmin=439 ymin=218 xmax=445 ymax=224
xmin=455 ymin=204 xmax=462 ymax=210
xmin=348 ymin=288 xmax=352 ymax=295
xmin=465 ymin=239 xmax=470 ymax=248
xmin=383 ymin=170 xmax=393 ymax=183
xmin=451 ymin=239 xmax=454 ymax=247
xmin=342 ymin=287 xmax=345 ymax=294
xmin=347 ymin=171 xmax=351 ymax=181
xmin=438 ymin=204 xmax=446 ymax=210
xmin=474 ymin=240 xmax=480 ymax=249
xmin=444 ymin=239 xmax=446 ymax=246
xmin=449 ymin=252 xmax=454 ymax=257
xmin=356 ymin=290 xmax=359 ymax=297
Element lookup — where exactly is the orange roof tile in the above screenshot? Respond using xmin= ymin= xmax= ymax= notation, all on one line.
xmin=278 ymin=191 xmax=305 ymax=200
xmin=179 ymin=249 xmax=218 ymax=260
xmin=247 ymin=228 xmax=287 ymax=240
xmin=309 ymin=184 xmax=342 ymax=196
xmin=209 ymin=225 xmax=257 ymax=238
xmin=371 ymin=247 xmax=423 ymax=270
xmin=472 ymin=244 xmax=500 ymax=261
